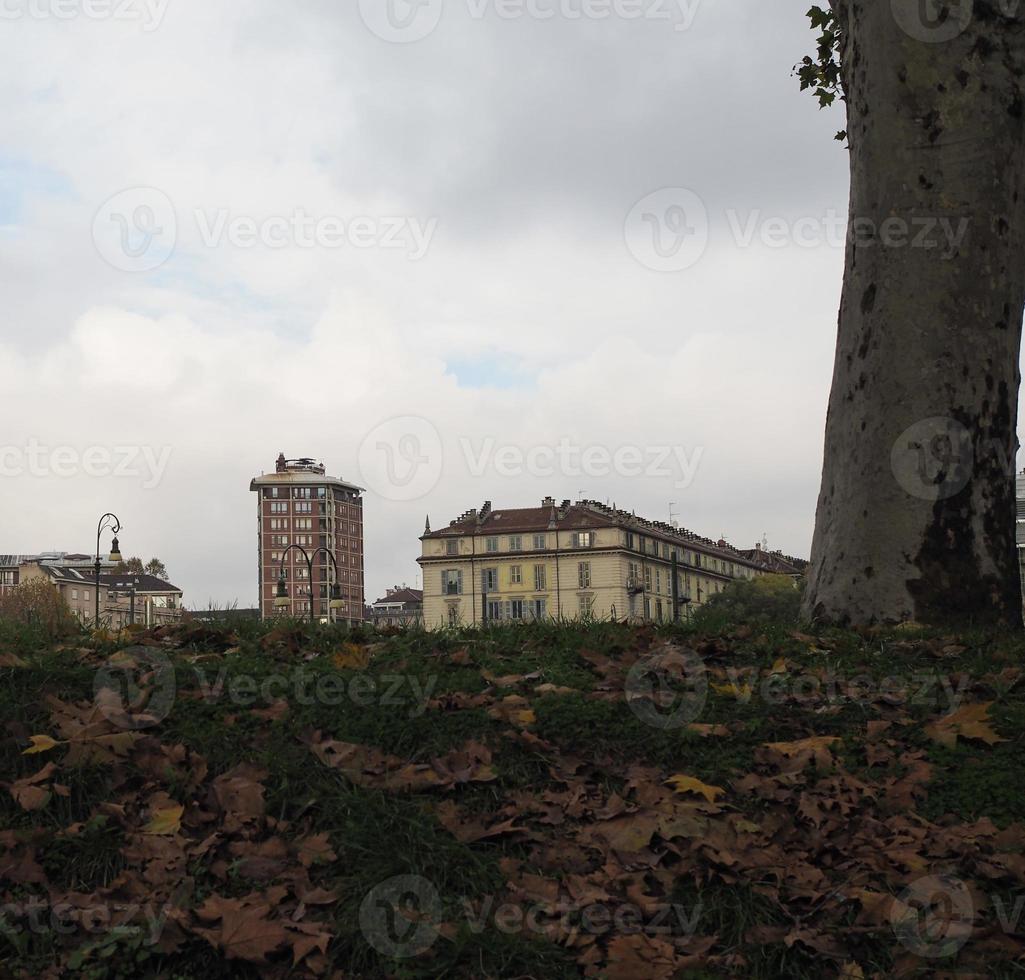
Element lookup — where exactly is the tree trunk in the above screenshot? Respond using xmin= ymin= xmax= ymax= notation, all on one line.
xmin=804 ymin=1 xmax=1025 ymax=627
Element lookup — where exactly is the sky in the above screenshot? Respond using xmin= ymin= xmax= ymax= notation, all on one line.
xmin=1 ymin=0 xmax=867 ymax=607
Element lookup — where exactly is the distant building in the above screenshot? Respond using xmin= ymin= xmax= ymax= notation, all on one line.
xmin=418 ymin=497 xmax=805 ymax=629
xmin=370 ymin=586 xmax=424 ymax=628
xmin=13 ymin=560 xmax=183 ymax=627
xmin=735 ymin=542 xmax=807 ymax=579
xmin=0 ymin=552 xmax=110 ymax=597
xmin=250 ymin=453 xmax=365 ymax=622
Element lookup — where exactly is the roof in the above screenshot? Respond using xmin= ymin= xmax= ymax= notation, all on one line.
xmin=36 ymin=565 xmax=182 ymax=593
xmin=101 ymin=573 xmax=183 ymax=594
xmin=422 ymin=499 xmax=805 ymax=568
xmin=372 ymin=588 xmax=423 ymax=607
xmin=251 ymin=455 xmax=364 ymax=494
xmin=736 ymin=549 xmax=808 ymax=575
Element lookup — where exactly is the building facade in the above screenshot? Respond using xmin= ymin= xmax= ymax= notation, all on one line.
xmin=418 ymin=497 xmax=805 ymax=629
xmin=250 ymin=454 xmax=365 ymax=621
xmin=370 ymin=586 xmax=424 ymax=628
xmin=12 ymin=560 xmax=183 ymax=627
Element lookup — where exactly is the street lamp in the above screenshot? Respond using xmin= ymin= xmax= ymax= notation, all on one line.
xmin=94 ymin=513 xmax=123 ymax=627
xmin=273 ymin=544 xmax=345 ymax=624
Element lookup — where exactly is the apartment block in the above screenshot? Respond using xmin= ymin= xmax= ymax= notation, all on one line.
xmin=418 ymin=497 xmax=805 ymax=629
xmin=3 ymin=556 xmax=183 ymax=627
xmin=250 ymin=453 xmax=365 ymax=621
xmin=370 ymin=586 xmax=424 ymax=628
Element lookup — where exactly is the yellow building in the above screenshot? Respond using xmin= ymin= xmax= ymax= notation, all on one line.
xmin=418 ymin=497 xmax=803 ymax=629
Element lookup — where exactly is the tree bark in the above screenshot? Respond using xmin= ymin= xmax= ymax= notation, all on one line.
xmin=804 ymin=0 xmax=1025 ymax=627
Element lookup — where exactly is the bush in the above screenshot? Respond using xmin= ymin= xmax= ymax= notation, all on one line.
xmin=0 ymin=579 xmax=78 ymax=641
xmin=691 ymin=574 xmax=803 ymax=629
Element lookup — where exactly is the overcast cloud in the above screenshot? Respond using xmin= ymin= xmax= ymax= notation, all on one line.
xmin=1 ymin=0 xmax=967 ymax=607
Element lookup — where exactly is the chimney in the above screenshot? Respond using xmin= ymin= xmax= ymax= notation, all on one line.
xmin=542 ymin=496 xmax=555 ymax=507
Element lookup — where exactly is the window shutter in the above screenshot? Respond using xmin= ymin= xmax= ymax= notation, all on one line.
xmin=457 ymin=569 xmax=464 ymax=594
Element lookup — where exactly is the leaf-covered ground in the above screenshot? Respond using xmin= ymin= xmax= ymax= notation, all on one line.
xmin=2 ymin=618 xmax=1025 ymax=978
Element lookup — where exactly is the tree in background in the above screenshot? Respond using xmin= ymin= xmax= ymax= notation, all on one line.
xmin=798 ymin=3 xmax=1025 ymax=626
xmin=0 ymin=579 xmax=76 ymax=639
xmin=121 ymin=557 xmax=170 ymax=581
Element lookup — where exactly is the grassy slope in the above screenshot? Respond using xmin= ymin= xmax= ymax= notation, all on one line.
xmin=1 ymin=617 xmax=1024 ymax=978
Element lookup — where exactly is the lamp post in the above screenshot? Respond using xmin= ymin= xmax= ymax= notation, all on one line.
xmin=94 ymin=513 xmax=123 ymax=627
xmin=273 ymin=544 xmax=344 ymax=624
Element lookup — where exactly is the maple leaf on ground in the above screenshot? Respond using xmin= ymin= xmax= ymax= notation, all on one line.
xmin=332 ymin=642 xmax=370 ymax=669
xmin=22 ymin=734 xmax=60 ymax=755
xmin=925 ymin=701 xmax=1006 ymax=749
xmin=293 ymin=832 xmax=337 ymax=868
xmin=308 ymin=733 xmax=496 ymax=792
xmin=759 ymin=736 xmax=840 ymax=773
xmin=599 ymin=933 xmax=680 ymax=980
xmin=482 ymin=668 xmax=542 ymax=688
xmin=143 ymin=803 xmax=184 ymax=835
xmin=7 ymin=761 xmax=57 ymax=811
xmin=686 ymin=723 xmax=730 ymax=737
xmin=486 ymin=695 xmax=537 ymax=728
xmin=665 ymin=774 xmax=726 ymax=805
xmin=193 ymin=895 xmax=288 ymax=963
xmin=211 ymin=764 xmax=267 ymax=822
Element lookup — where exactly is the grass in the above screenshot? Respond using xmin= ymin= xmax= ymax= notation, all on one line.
xmin=2 ymin=615 xmax=1025 ymax=977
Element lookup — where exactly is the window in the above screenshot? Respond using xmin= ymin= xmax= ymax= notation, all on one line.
xmin=270 ymin=501 xmax=288 ymax=514
xmin=509 ymin=535 xmax=522 ymax=551
xmin=656 ymin=600 xmax=663 ymax=621
xmin=510 ymin=599 xmax=524 ymax=620
xmin=625 ymin=532 xmax=635 ymax=549
xmin=446 ymin=539 xmax=459 ymax=556
xmin=443 ymin=570 xmax=463 ymax=595
xmin=448 ymin=604 xmax=460 ymax=626
xmin=644 ymin=597 xmax=651 ymax=619
xmin=71 ymin=589 xmax=79 ymax=600
xmin=295 ymin=518 xmax=312 ymax=530
xmin=273 ymin=535 xmax=289 ymax=546
xmin=486 ymin=600 xmax=503 ymax=620
xmin=486 ymin=537 xmax=498 ymax=553
xmin=533 ymin=533 xmax=546 ymax=550
xmin=578 ymin=562 xmax=591 ymax=588
xmin=578 ymin=594 xmax=594 ymax=618
xmin=533 ymin=564 xmax=546 ymax=591
xmin=529 ymin=598 xmax=547 ymax=621
xmin=656 ymin=570 xmax=661 ymax=594
xmin=644 ymin=567 xmax=652 ymax=592
xmin=509 ymin=565 xmax=522 ymax=585
xmin=482 ymin=568 xmax=498 ymax=593
xmin=294 ymin=487 xmax=313 ymax=499
xmin=295 ymin=501 xmax=312 ymax=514
xmin=264 ymin=487 xmax=280 ymax=498
xmin=628 ymin=562 xmax=640 ymax=585
xmin=571 ymin=532 xmax=593 ymax=548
